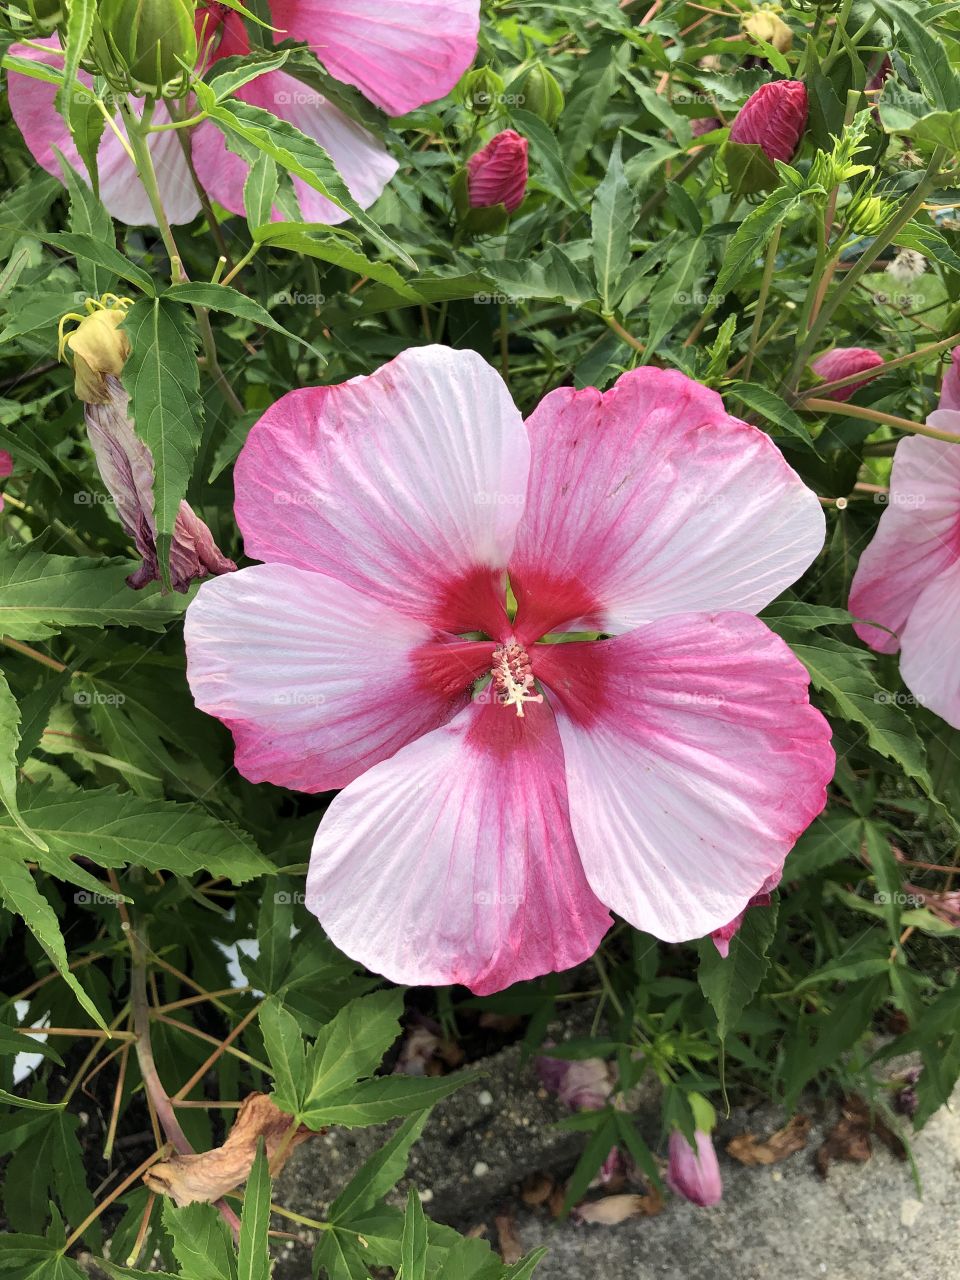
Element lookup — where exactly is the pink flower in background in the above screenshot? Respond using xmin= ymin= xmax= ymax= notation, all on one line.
xmin=667 ymin=1130 xmax=723 ymax=1207
xmin=729 ymin=80 xmax=808 ymax=164
xmin=185 ymin=346 xmax=833 ymax=994
xmin=810 ymin=346 xmax=885 ymax=402
xmin=467 ymin=130 xmax=529 ymax=212
xmin=88 ymin=376 xmax=236 ymax=592
xmin=7 ymin=0 xmax=480 ymax=225
xmin=0 ymin=448 xmax=12 ymax=513
xmin=849 ymin=349 xmax=960 ymax=729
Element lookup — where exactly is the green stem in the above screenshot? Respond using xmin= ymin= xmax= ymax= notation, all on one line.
xmin=783 ymin=147 xmax=947 ymax=394
xmin=800 ymin=398 xmax=960 ymax=443
xmin=802 ymin=330 xmax=960 ymax=399
xmin=743 ymin=224 xmax=781 ymax=382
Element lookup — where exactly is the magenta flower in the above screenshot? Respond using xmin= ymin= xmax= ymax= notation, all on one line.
xmin=666 ymin=1130 xmax=723 ymax=1207
xmin=710 ymin=869 xmax=780 ymax=957
xmin=0 ymin=448 xmax=12 ymax=513
xmin=184 ymin=347 xmax=833 ymax=993
xmin=467 ymin=130 xmax=529 ymax=213
xmin=7 ymin=1 xmax=480 ymax=225
xmin=810 ymin=346 xmax=885 ymax=402
xmin=849 ymin=349 xmax=960 ymax=728
xmin=88 ymin=376 xmax=236 ymax=592
xmin=728 ymin=80 xmax=808 ymax=164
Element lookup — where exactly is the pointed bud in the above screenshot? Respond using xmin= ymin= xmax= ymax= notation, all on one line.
xmin=742 ymin=9 xmax=793 ymax=54
xmin=729 ymin=79 xmax=808 ymax=164
xmin=96 ymin=0 xmax=198 ymax=97
xmin=457 ymin=67 xmax=505 ymax=117
xmin=810 ymin=347 xmax=884 ymax=402
xmin=667 ymin=1131 xmax=722 ymax=1207
xmin=940 ymin=347 xmax=960 ymax=412
xmin=466 ymin=130 xmax=529 ymax=214
xmin=60 ymin=300 xmax=133 ymax=405
xmin=520 ymin=64 xmax=565 ymax=127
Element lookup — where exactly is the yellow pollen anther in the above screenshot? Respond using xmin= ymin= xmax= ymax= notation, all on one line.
xmin=491 ymin=641 xmax=543 ymax=718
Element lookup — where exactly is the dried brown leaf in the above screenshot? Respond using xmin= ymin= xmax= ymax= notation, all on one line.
xmin=572 ymin=1190 xmax=664 ymax=1225
xmin=726 ymin=1114 xmax=811 ymax=1166
xmin=520 ymin=1172 xmax=555 ymax=1207
xmin=494 ymin=1212 xmax=524 ymax=1264
xmin=143 ymin=1093 xmax=313 ymax=1206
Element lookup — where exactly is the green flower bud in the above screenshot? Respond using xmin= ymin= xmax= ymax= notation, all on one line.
xmin=96 ymin=0 xmax=198 ymax=97
xmin=518 ymin=64 xmax=564 ymax=127
xmin=846 ymin=193 xmax=893 ymax=236
xmin=457 ymin=67 xmax=505 ymax=117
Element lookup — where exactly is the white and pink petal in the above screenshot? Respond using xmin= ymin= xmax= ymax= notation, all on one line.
xmin=849 ymin=434 xmax=960 ymax=654
xmin=306 ymin=698 xmax=612 ymax=994
xmin=533 ymin=612 xmax=834 ymax=942
xmin=184 ymin=562 xmax=491 ymax=793
xmin=7 ymin=39 xmax=200 ymax=226
xmin=267 ymin=0 xmax=480 ymax=116
xmin=899 ymin=556 xmax=960 ymax=730
xmin=510 ymin=367 xmax=825 ymax=641
xmin=233 ymin=346 xmax=529 ymax=637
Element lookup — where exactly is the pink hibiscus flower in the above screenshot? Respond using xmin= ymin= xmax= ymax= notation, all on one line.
xmin=184 ymin=347 xmax=834 ymax=994
xmin=849 ymin=348 xmax=960 ymax=728
xmin=7 ymin=1 xmax=479 ymax=225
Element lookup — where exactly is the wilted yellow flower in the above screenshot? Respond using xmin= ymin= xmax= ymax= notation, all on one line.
xmin=743 ymin=8 xmax=793 ymax=54
xmin=58 ymin=295 xmax=132 ymax=404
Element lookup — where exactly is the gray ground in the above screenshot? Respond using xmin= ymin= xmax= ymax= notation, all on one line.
xmin=276 ymin=1032 xmax=960 ymax=1280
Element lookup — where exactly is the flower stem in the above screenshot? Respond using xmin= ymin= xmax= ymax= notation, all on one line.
xmin=743 ymin=224 xmax=781 ymax=381
xmin=800 ymin=398 xmax=960 ymax=443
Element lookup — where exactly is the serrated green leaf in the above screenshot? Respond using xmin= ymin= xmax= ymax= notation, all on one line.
xmin=163 ymin=1201 xmax=236 ymax=1280
xmin=53 ymin=152 xmax=116 ymax=296
xmin=329 ymin=1111 xmax=431 ymax=1223
xmin=41 ymin=234 xmax=153 ymax=295
xmin=0 ymin=785 xmax=271 ymax=882
xmin=237 ymin=1142 xmax=271 ymax=1280
xmin=0 ymin=858 xmax=106 ymax=1028
xmin=300 ymin=1068 xmax=473 ymax=1130
xmin=400 ymin=1187 xmax=428 ymax=1280
xmin=697 ymin=896 xmax=779 ymax=1039
xmin=251 ymin=224 xmax=419 ymax=298
xmin=260 ymin=999 xmax=307 ymax=1111
xmin=0 ymin=671 xmax=47 ymax=851
xmin=592 ymin=135 xmax=636 ymax=312
xmin=121 ymin=297 xmax=203 ymax=588
xmin=726 ymin=382 xmax=816 ymax=446
xmin=163 ymin=282 xmax=323 ymax=357
xmin=714 ymin=182 xmax=802 ymax=297
xmin=873 ymin=1 xmax=960 ymax=112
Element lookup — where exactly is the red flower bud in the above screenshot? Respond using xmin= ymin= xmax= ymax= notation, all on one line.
xmin=940 ymin=346 xmax=960 ymax=412
xmin=729 ymin=80 xmax=808 ymax=164
xmin=466 ymin=130 xmax=529 ymax=214
xmin=0 ymin=447 xmax=11 ymax=514
xmin=667 ymin=1130 xmax=723 ymax=1207
xmin=810 ymin=347 xmax=884 ymax=402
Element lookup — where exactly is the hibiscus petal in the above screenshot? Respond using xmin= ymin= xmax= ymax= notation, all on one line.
xmin=189 ymin=68 xmax=397 ymax=224
xmin=306 ymin=698 xmax=612 ymax=993
xmin=509 ymin=367 xmax=825 ymax=640
xmin=534 ymin=612 xmax=833 ymax=941
xmin=7 ymin=39 xmax=200 ymax=226
xmin=899 ymin=557 xmax=960 ymax=729
xmin=268 ymin=0 xmax=480 ymax=116
xmin=849 ymin=432 xmax=960 ymax=653
xmin=184 ymin=562 xmax=490 ymax=792
xmin=234 ymin=346 xmax=529 ymax=636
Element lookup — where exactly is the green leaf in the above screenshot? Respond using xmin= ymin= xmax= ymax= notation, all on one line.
xmin=53 ymin=153 xmax=116 ymax=296
xmin=726 ymin=382 xmax=816 ymax=447
xmin=251 ymin=224 xmax=419 ymax=298
xmin=299 ymin=1067 xmax=473 ymax=1129
xmin=244 ymin=154 xmax=278 ymax=235
xmin=697 ymin=895 xmax=780 ymax=1039
xmin=301 ymin=989 xmax=404 ymax=1114
xmin=0 ymin=543 xmax=190 ymax=640
xmin=592 ymin=135 xmax=636 ymax=312
xmin=485 ymin=249 xmax=595 ymax=306
xmin=237 ymin=1142 xmax=272 ymax=1280
xmin=644 ymin=234 xmax=706 ymax=354
xmin=714 ymin=180 xmax=802 ymax=297
xmin=163 ymin=282 xmax=324 ymax=357
xmin=206 ymin=48 xmax=291 ymax=101
xmin=789 ymin=637 xmax=934 ymax=797
xmin=197 ymin=91 xmax=415 ymax=268
xmin=329 ymin=1111 xmax=431 ymax=1223
xmin=783 ymin=812 xmax=865 ymax=878
xmin=314 ymin=1229 xmax=371 ymax=1280
xmin=400 ymin=1187 xmax=428 ymax=1280
xmin=560 ymin=1112 xmax=620 ymax=1214
xmin=0 ymin=670 xmax=47 ymax=852
xmin=864 ymin=820 xmax=904 ymax=943
xmin=4 ymin=1111 xmax=97 ymax=1247
xmin=260 ymin=999 xmax=307 ymax=1111
xmin=511 ymin=109 xmax=582 ymax=211
xmin=55 ymin=0 xmax=96 ymax=140
xmin=873 ymin=1 xmax=960 ymax=112
xmin=0 ymin=1090 xmax=65 ymax=1111
xmin=0 ymin=857 xmax=106 ymax=1028
xmin=0 ymin=785 xmax=272 ymax=882
xmin=41 ymin=234 xmax=154 ymax=295
xmin=163 ymin=1201 xmax=237 ymax=1280
xmin=121 ymin=297 xmax=204 ymax=588
xmin=502 ymin=1252 xmax=549 ymax=1280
